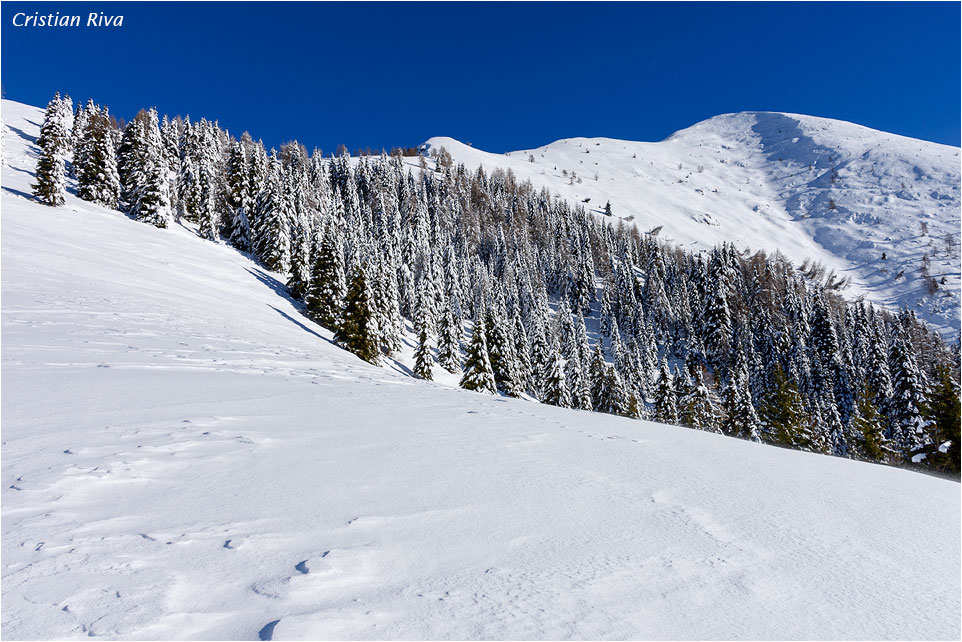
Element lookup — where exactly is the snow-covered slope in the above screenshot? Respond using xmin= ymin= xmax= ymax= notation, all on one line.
xmin=426 ymin=112 xmax=961 ymax=337
xmin=2 ymin=99 xmax=960 ymax=640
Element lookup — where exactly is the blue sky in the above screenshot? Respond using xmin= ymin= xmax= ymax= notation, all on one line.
xmin=2 ymin=2 xmax=959 ymax=153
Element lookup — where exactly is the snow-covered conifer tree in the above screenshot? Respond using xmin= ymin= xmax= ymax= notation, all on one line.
xmin=460 ymin=317 xmax=497 ymax=394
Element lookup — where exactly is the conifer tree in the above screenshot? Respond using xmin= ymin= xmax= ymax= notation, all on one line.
xmin=888 ymin=329 xmax=929 ymax=457
xmin=118 ymin=109 xmax=171 ymax=227
xmin=305 ymin=223 xmax=346 ymax=328
xmin=225 ymin=139 xmax=252 ymax=251
xmin=70 ymin=99 xmax=94 ymax=176
xmin=413 ymin=327 xmax=434 ymax=381
xmin=724 ymin=362 xmax=762 ymax=442
xmin=437 ymin=304 xmax=462 ymax=373
xmin=653 ymin=359 xmax=679 ymax=424
xmin=758 ymin=364 xmax=812 ymax=449
xmin=486 ymin=306 xmax=523 ymax=397
xmin=32 ymin=94 xmax=70 ymax=206
xmin=77 ymin=107 xmax=121 ymax=209
xmin=335 ymin=267 xmax=379 ymax=364
xmin=460 ymin=317 xmax=497 ymax=394
xmin=679 ymin=367 xmax=724 ymax=433
xmin=849 ymin=385 xmax=890 ymax=462
xmin=256 ymin=154 xmax=291 ymax=273
xmin=923 ymin=363 xmax=960 ymax=473
xmin=542 ymin=340 xmax=571 ymax=408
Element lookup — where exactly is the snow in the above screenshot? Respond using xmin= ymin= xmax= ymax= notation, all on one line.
xmin=425 ymin=111 xmax=961 ymax=338
xmin=3 ymin=98 xmax=961 ymax=640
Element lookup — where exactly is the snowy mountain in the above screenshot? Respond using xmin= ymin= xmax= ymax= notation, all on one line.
xmin=3 ymin=99 xmax=961 ymax=640
xmin=425 ymin=112 xmax=961 ymax=337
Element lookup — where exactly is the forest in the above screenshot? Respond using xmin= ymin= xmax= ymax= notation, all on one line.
xmin=31 ymin=93 xmax=961 ymax=476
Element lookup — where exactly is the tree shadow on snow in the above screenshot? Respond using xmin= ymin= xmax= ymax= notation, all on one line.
xmin=2 ymin=185 xmax=36 ymax=201
xmin=245 ymin=266 xmax=295 ymax=303
xmin=268 ymin=305 xmax=335 ymax=346
xmin=6 ymin=125 xmax=37 ymax=145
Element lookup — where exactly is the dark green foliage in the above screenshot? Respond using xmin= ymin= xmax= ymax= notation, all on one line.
xmin=759 ymin=364 xmax=813 ymax=449
xmin=77 ymin=107 xmax=121 ymax=208
xmin=335 ymin=268 xmax=379 ymax=364
xmin=61 ymin=92 xmax=959 ymax=475
xmin=923 ymin=363 xmax=961 ymax=474
xmin=436 ymin=305 xmax=461 ymax=373
xmin=724 ymin=362 xmax=761 ymax=442
xmin=413 ymin=327 xmax=433 ymax=381
xmin=849 ymin=386 xmax=890 ymax=462
xmin=653 ymin=359 xmax=678 ymax=424
xmin=32 ymin=94 xmax=70 ymax=207
xmin=460 ymin=317 xmax=497 ymax=394
xmin=305 ymin=225 xmax=346 ymax=329
xmin=542 ymin=348 xmax=570 ymax=408
xmin=486 ymin=308 xmax=523 ymax=397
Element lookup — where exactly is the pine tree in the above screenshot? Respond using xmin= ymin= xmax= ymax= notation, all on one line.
xmin=437 ymin=303 xmax=462 ymax=373
xmin=679 ymin=367 xmax=724 ymax=433
xmin=888 ymin=329 xmax=929 ymax=458
xmin=542 ymin=340 xmax=570 ymax=408
xmin=653 ymin=359 xmax=679 ymax=424
xmin=335 ymin=267 xmax=379 ymax=364
xmin=118 ymin=109 xmax=171 ymax=228
xmin=256 ymin=153 xmax=291 ymax=273
xmin=76 ymin=107 xmax=121 ymax=208
xmin=305 ymin=223 xmax=346 ymax=328
xmin=225 ymin=139 xmax=252 ymax=251
xmin=849 ymin=385 xmax=890 ymax=462
xmin=70 ymin=99 xmax=94 ymax=177
xmin=460 ymin=317 xmax=497 ymax=394
xmin=413 ymin=327 xmax=433 ymax=381
xmin=923 ymin=363 xmax=961 ymax=473
xmin=32 ymin=94 xmax=70 ymax=206
xmin=724 ymin=362 xmax=761 ymax=442
xmin=486 ymin=307 xmax=523 ymax=397
xmin=758 ymin=364 xmax=813 ymax=449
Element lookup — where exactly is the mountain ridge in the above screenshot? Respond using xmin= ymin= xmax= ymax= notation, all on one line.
xmin=424 ymin=110 xmax=961 ymax=337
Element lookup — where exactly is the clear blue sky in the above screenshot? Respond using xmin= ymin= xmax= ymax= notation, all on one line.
xmin=2 ymin=2 xmax=959 ymax=153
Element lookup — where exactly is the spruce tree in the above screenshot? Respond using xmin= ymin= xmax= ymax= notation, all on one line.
xmin=335 ymin=267 xmax=379 ymax=364
xmin=32 ymin=94 xmax=70 ymax=206
xmin=888 ymin=329 xmax=929 ymax=458
xmin=724 ymin=362 xmax=762 ymax=442
xmin=849 ymin=386 xmax=890 ymax=462
xmin=413 ymin=327 xmax=434 ymax=381
xmin=679 ymin=367 xmax=724 ymax=433
xmin=225 ymin=139 xmax=252 ymax=251
xmin=77 ymin=107 xmax=121 ymax=209
xmin=460 ymin=317 xmax=497 ymax=394
xmin=70 ymin=99 xmax=94 ymax=176
xmin=486 ymin=307 xmax=523 ymax=397
xmin=437 ymin=304 xmax=462 ymax=373
xmin=758 ymin=364 xmax=812 ymax=449
xmin=653 ymin=359 xmax=679 ymax=424
xmin=542 ymin=341 xmax=571 ymax=408
xmin=305 ymin=223 xmax=346 ymax=328
xmin=923 ymin=363 xmax=961 ymax=473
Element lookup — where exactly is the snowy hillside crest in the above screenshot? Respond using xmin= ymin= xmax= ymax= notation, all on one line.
xmin=427 ymin=110 xmax=961 ymax=337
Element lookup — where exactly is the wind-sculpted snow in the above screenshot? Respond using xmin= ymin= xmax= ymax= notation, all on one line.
xmin=426 ymin=112 xmax=961 ymax=337
xmin=2 ymin=100 xmax=960 ymax=640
